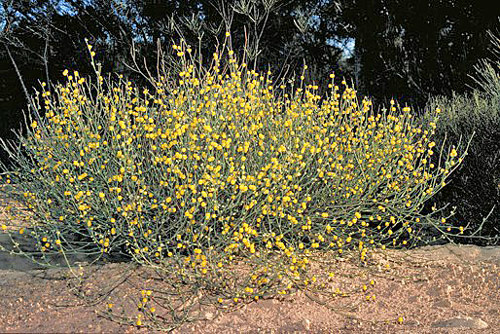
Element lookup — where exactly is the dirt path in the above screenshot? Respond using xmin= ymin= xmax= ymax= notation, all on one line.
xmin=0 ymin=243 xmax=499 ymax=333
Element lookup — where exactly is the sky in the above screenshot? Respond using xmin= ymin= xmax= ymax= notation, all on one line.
xmin=0 ymin=0 xmax=92 ymax=31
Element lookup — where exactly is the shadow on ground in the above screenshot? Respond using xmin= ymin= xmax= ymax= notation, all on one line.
xmin=0 ymin=232 xmax=103 ymax=271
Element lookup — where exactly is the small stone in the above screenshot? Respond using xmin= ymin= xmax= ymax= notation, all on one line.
xmin=204 ymin=312 xmax=214 ymax=321
xmin=432 ymin=316 xmax=488 ymax=329
xmin=302 ymin=319 xmax=311 ymax=331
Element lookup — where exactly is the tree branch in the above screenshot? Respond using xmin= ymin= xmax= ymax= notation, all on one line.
xmin=4 ymin=44 xmax=30 ymax=102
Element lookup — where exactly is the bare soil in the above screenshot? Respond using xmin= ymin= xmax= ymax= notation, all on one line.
xmin=1 ymin=191 xmax=499 ymax=333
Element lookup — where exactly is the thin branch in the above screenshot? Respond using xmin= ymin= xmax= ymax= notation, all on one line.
xmin=4 ymin=44 xmax=30 ymax=102
xmin=43 ymin=24 xmax=50 ymax=84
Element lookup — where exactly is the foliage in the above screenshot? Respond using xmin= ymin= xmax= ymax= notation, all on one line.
xmin=424 ymin=30 xmax=500 ymax=245
xmin=0 ymin=34 xmax=467 ymax=328
xmin=0 ymin=0 xmax=348 ymax=166
xmin=328 ymin=0 xmax=500 ymax=108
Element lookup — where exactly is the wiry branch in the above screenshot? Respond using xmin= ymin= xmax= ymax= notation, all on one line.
xmin=4 ymin=44 xmax=30 ymax=102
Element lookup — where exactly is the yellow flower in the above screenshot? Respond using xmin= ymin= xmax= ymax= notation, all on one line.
xmin=77 ymin=173 xmax=88 ymax=180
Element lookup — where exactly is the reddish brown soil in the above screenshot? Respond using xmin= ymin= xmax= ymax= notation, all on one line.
xmin=0 ymin=244 xmax=499 ymax=333
xmin=1 ymin=189 xmax=499 ymax=333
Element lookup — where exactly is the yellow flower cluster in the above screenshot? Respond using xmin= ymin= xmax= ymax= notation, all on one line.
xmin=0 ymin=39 xmax=465 ymax=328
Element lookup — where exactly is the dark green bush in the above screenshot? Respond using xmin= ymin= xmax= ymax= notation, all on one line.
xmin=424 ymin=31 xmax=500 ymax=245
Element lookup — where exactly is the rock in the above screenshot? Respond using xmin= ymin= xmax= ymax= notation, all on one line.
xmin=204 ymin=312 xmax=214 ymax=321
xmin=431 ymin=316 xmax=488 ymax=329
xmin=302 ymin=319 xmax=311 ymax=331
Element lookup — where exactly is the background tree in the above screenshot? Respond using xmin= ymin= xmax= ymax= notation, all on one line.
xmin=328 ymin=0 xmax=499 ymax=109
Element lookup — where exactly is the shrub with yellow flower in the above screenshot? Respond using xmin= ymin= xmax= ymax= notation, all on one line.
xmin=0 ymin=37 xmax=467 ymax=330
